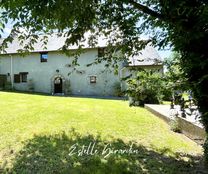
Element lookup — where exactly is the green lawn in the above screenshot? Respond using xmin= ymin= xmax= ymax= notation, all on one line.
xmin=0 ymin=91 xmax=204 ymax=173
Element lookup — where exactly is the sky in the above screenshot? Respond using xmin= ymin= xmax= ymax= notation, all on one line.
xmin=158 ymin=49 xmax=172 ymax=60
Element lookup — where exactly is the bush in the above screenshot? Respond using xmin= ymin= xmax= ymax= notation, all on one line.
xmin=126 ymin=70 xmax=165 ymax=106
xmin=113 ymin=82 xmax=124 ymax=97
xmin=162 ymin=88 xmax=172 ymax=101
xmin=170 ymin=117 xmax=181 ymax=133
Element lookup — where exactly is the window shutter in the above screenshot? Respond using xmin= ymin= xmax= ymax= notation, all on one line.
xmin=14 ymin=74 xmax=20 ymax=83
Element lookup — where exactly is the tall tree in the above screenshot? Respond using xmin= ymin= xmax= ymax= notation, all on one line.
xmin=0 ymin=0 xmax=208 ymax=161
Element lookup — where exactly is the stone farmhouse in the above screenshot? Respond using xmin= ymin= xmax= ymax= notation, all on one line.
xmin=0 ymin=34 xmax=163 ymax=96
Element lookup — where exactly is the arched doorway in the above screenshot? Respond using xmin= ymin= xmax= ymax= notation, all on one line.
xmin=54 ymin=77 xmax=63 ymax=93
xmin=51 ymin=74 xmax=66 ymax=95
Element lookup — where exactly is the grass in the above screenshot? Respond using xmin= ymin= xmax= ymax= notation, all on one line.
xmin=162 ymin=101 xmax=171 ymax=105
xmin=0 ymin=91 xmax=205 ymax=173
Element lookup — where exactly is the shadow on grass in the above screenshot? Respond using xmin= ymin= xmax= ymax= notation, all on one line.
xmin=2 ymin=129 xmax=207 ymax=174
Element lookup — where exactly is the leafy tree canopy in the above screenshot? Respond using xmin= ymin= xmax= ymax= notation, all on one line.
xmin=164 ymin=52 xmax=189 ymax=92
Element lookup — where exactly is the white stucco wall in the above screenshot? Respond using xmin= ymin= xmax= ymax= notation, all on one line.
xmin=0 ymin=48 xmax=121 ymax=96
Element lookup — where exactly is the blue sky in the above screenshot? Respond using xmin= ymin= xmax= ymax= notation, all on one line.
xmin=158 ymin=49 xmax=172 ymax=60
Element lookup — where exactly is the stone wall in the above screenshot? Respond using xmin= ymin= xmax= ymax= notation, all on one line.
xmin=0 ymin=49 xmax=121 ymax=96
xmin=145 ymin=104 xmax=206 ymax=145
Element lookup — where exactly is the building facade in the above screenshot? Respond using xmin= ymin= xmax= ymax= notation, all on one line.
xmin=0 ymin=35 xmax=163 ymax=96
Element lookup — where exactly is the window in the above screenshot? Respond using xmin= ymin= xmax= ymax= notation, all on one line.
xmin=14 ymin=74 xmax=20 ymax=83
xmin=40 ymin=52 xmax=48 ymax=62
xmin=98 ymin=47 xmax=105 ymax=57
xmin=14 ymin=72 xmax=28 ymax=83
xmin=90 ymin=76 xmax=96 ymax=84
xmin=20 ymin=72 xmax=28 ymax=82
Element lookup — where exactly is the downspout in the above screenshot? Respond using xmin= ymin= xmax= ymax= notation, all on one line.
xmin=10 ymin=54 xmax=14 ymax=89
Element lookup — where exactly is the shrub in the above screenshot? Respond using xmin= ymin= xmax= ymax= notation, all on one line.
xmin=170 ymin=117 xmax=181 ymax=133
xmin=126 ymin=70 xmax=165 ymax=106
xmin=162 ymin=88 xmax=172 ymax=101
xmin=113 ymin=82 xmax=124 ymax=97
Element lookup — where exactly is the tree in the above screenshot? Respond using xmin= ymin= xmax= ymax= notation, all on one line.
xmin=164 ymin=52 xmax=189 ymax=93
xmin=0 ymin=0 xmax=208 ymax=162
